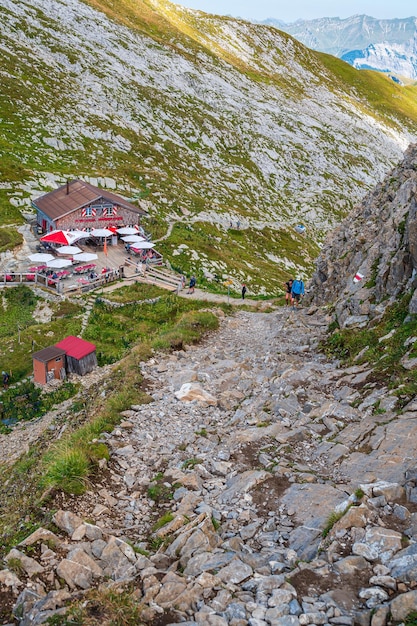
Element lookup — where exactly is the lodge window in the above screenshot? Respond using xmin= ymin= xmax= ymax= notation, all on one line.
xmin=85 ymin=207 xmax=93 ymax=217
xmin=106 ymin=207 xmax=113 ymax=216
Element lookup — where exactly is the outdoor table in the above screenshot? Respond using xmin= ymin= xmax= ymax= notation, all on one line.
xmin=77 ymin=278 xmax=89 ymax=285
xmin=28 ymin=265 xmax=47 ymax=272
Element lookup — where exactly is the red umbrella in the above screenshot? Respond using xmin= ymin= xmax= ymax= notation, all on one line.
xmin=40 ymin=230 xmax=78 ymax=245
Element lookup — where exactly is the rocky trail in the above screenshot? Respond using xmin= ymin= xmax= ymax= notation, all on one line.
xmin=2 ymin=305 xmax=417 ymax=625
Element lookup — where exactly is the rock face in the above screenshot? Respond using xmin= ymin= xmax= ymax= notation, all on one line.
xmin=3 ymin=307 xmax=417 ymax=624
xmin=307 ymin=143 xmax=417 ymax=326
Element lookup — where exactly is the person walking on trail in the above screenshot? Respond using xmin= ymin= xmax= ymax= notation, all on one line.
xmin=241 ymin=284 xmax=247 ymax=300
xmin=284 ymin=278 xmax=293 ymax=306
xmin=291 ymin=277 xmax=305 ymax=309
xmin=187 ymin=275 xmax=196 ymax=294
xmin=2 ymin=371 xmax=10 ymax=389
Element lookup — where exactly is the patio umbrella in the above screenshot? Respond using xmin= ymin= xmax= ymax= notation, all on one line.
xmin=130 ymin=241 xmax=155 ymax=250
xmin=68 ymin=230 xmax=90 ymax=242
xmin=121 ymin=235 xmax=145 ymax=243
xmin=40 ymin=230 xmax=77 ymax=245
xmin=28 ymin=253 xmax=54 ymax=263
xmin=46 ymin=258 xmax=73 ymax=269
xmin=117 ymin=227 xmax=139 ymax=235
xmin=91 ymin=228 xmax=113 ymax=238
xmin=72 ymin=252 xmax=98 ymax=262
xmin=56 ymin=245 xmax=82 ymax=255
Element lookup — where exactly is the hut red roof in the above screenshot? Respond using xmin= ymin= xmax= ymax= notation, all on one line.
xmin=55 ymin=336 xmax=96 ymax=360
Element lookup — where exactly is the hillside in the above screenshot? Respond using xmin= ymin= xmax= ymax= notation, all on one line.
xmin=1 ymin=0 xmax=417 ymax=293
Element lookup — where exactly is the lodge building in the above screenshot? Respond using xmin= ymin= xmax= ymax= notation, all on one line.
xmin=33 ymin=179 xmax=147 ymax=233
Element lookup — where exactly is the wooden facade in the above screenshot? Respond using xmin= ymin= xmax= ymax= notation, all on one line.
xmin=32 ymin=346 xmax=66 ymax=385
xmin=55 ymin=336 xmax=97 ymax=377
xmin=33 ymin=180 xmax=147 ymax=233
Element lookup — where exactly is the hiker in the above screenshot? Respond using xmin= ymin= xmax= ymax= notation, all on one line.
xmin=291 ymin=277 xmax=305 ymax=309
xmin=241 ymin=284 xmax=247 ymax=300
xmin=187 ymin=275 xmax=196 ymax=294
xmin=2 ymin=371 xmax=10 ymax=389
xmin=284 ymin=278 xmax=294 ymax=306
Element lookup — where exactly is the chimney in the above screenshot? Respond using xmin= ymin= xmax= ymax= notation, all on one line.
xmin=66 ymin=180 xmax=69 ymax=195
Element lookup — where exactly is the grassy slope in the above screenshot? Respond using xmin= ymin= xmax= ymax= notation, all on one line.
xmin=315 ymin=52 xmax=417 ymax=129
xmin=1 ymin=0 xmax=417 ymax=294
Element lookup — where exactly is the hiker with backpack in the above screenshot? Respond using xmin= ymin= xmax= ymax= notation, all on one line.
xmin=284 ymin=278 xmax=293 ymax=306
xmin=2 ymin=371 xmax=10 ymax=389
xmin=291 ymin=277 xmax=305 ymax=309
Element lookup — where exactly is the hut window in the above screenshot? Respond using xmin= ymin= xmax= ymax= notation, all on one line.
xmin=55 ymin=357 xmax=61 ymax=362
xmin=85 ymin=207 xmax=93 ymax=217
xmin=106 ymin=207 xmax=114 ymax=216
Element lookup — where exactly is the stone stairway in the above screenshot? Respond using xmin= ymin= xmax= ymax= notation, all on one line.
xmin=78 ymin=294 xmax=96 ymax=336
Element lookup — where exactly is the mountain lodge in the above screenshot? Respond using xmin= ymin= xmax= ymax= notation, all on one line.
xmin=33 ymin=180 xmax=147 ymax=233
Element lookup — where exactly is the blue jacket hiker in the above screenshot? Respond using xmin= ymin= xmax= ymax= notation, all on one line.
xmin=291 ymin=278 xmax=304 ymax=308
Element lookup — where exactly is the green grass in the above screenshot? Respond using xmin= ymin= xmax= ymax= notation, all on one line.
xmin=45 ymin=587 xmax=146 ymax=625
xmin=0 ymin=227 xmax=23 ymax=250
xmin=322 ymin=292 xmax=417 ymax=409
xmin=322 ymin=508 xmax=349 ymax=538
xmin=158 ymin=221 xmax=319 ymax=295
xmin=42 ymin=445 xmax=91 ymax=495
xmin=182 ymin=457 xmax=202 ymax=469
xmin=152 ymin=512 xmax=174 ymax=532
xmin=0 ymin=288 xmax=83 ymax=382
xmin=316 ymin=52 xmax=417 ymax=131
xmin=84 ymin=291 xmax=220 ymax=364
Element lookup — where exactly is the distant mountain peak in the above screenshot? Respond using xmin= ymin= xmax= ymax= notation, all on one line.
xmin=273 ymin=14 xmax=417 ymax=79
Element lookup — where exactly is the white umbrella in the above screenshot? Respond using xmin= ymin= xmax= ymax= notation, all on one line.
xmin=91 ymin=228 xmax=113 ymax=238
xmin=131 ymin=241 xmax=155 ymax=250
xmin=56 ymin=245 xmax=82 ymax=255
xmin=46 ymin=258 xmax=73 ymax=269
xmin=68 ymin=230 xmax=90 ymax=243
xmin=122 ymin=235 xmax=145 ymax=242
xmin=117 ymin=227 xmax=139 ymax=235
xmin=28 ymin=253 xmax=54 ymax=263
xmin=72 ymin=252 xmax=98 ymax=262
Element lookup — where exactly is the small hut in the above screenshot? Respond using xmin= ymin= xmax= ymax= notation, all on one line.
xmin=55 ymin=336 xmax=97 ymax=376
xmin=33 ymin=346 xmax=66 ymax=385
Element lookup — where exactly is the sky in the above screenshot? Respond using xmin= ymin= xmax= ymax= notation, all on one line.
xmin=175 ymin=0 xmax=416 ymax=23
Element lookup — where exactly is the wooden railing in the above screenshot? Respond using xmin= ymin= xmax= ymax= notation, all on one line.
xmin=0 ymin=271 xmax=121 ymax=295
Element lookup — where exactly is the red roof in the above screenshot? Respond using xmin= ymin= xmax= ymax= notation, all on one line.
xmin=55 ymin=336 xmax=96 ymax=360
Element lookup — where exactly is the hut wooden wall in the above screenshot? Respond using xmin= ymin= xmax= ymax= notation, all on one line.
xmin=66 ymin=352 xmax=97 ymax=376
